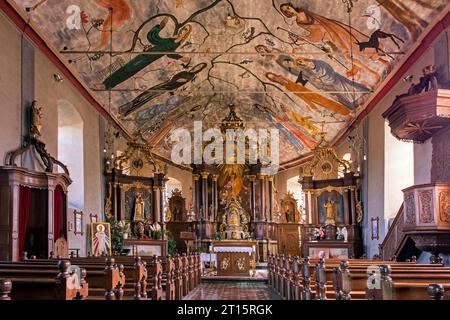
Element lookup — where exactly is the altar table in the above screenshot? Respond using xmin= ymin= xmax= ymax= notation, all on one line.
xmin=212 ymin=241 xmax=257 ymax=277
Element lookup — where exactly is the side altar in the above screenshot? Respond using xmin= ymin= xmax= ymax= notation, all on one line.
xmin=212 ymin=240 xmax=256 ymax=277
xmin=104 ymin=132 xmax=168 ymax=255
xmin=300 ymin=133 xmax=363 ymax=259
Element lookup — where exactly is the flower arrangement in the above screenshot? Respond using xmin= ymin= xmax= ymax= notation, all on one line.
xmin=312 ymin=226 xmax=326 ymax=240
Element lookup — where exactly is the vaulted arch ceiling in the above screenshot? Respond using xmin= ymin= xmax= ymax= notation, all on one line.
xmin=13 ymin=0 xmax=449 ymax=166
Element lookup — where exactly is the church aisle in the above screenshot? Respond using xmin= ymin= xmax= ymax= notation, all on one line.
xmin=183 ymin=282 xmax=281 ymax=300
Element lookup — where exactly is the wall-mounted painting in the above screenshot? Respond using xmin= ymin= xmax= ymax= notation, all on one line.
xmin=91 ymin=222 xmax=112 ymax=256
xmin=371 ymin=217 xmax=380 ymax=240
xmin=74 ymin=210 xmax=83 ymax=236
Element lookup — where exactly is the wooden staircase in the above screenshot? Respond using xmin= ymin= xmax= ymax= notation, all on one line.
xmin=380 ymin=204 xmax=411 ymax=261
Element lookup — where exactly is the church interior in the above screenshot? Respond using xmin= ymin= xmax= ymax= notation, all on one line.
xmin=1 ymin=0 xmax=450 ymax=302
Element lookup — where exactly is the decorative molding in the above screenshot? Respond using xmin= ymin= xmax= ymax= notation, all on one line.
xmin=419 ymin=190 xmax=434 ymax=224
xmin=439 ymin=191 xmax=450 ymax=223
xmin=404 ymin=193 xmax=416 ymax=225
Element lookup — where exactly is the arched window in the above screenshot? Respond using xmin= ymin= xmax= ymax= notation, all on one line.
xmin=286 ymin=176 xmax=305 ymax=209
xmin=384 ymin=122 xmax=414 ymax=224
xmin=57 ymin=100 xmax=84 ymax=210
xmin=165 ymin=177 xmax=183 ymax=203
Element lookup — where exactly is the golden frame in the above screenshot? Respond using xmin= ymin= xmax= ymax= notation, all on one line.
xmin=91 ymin=222 xmax=112 ymax=256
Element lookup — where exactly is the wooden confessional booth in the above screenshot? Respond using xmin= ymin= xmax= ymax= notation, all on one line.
xmin=0 ymin=101 xmax=71 ymax=261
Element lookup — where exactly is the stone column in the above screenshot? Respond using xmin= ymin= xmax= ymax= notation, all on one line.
xmin=200 ymin=172 xmax=209 ymax=221
xmin=258 ymin=174 xmax=266 ymax=221
xmin=248 ymin=175 xmax=256 ymax=221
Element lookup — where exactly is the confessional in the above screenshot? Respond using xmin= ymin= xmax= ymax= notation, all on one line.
xmin=300 ymin=134 xmax=363 ymax=259
xmin=276 ymin=192 xmax=302 ymax=257
xmin=0 ymin=101 xmax=71 ymax=261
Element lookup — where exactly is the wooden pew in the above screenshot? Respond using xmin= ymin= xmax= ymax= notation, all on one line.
xmin=0 ymin=260 xmax=88 ymax=300
xmin=174 ymin=255 xmax=184 ymax=300
xmin=269 ymin=254 xmax=450 ymax=300
xmin=147 ymin=255 xmax=163 ymax=300
xmin=133 ymin=257 xmax=148 ymax=300
xmin=0 ymin=279 xmax=12 ymax=300
xmin=161 ymin=256 xmax=175 ymax=300
xmin=427 ymin=284 xmax=446 ymax=300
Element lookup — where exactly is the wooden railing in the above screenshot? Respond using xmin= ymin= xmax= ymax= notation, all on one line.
xmin=380 ymin=204 xmax=407 ymax=261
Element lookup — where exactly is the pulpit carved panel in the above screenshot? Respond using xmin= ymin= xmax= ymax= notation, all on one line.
xmin=439 ymin=191 xmax=450 ymax=223
xmin=418 ymin=190 xmax=434 ymax=224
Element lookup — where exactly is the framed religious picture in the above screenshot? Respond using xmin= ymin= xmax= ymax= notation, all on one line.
xmin=91 ymin=222 xmax=112 ymax=256
xmin=74 ymin=210 xmax=83 ymax=236
xmin=371 ymin=217 xmax=379 ymax=240
xmin=90 ymin=213 xmax=98 ymax=223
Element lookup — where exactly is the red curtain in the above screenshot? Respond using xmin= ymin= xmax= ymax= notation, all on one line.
xmin=54 ymin=185 xmax=64 ymax=241
xmin=18 ymin=186 xmax=31 ymax=260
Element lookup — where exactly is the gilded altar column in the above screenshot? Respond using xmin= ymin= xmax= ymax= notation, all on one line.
xmin=201 ymin=172 xmax=210 ymax=221
xmin=212 ymin=175 xmax=219 ymax=222
xmin=268 ymin=176 xmax=274 ymax=222
xmin=258 ymin=174 xmax=266 ymax=221
xmin=248 ymin=175 xmax=256 ymax=221
xmin=193 ymin=174 xmax=200 ymax=218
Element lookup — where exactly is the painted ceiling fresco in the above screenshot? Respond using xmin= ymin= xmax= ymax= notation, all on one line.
xmin=14 ymin=0 xmax=449 ymax=165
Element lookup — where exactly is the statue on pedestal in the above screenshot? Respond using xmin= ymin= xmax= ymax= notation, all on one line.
xmin=134 ymin=194 xmax=145 ymax=221
xmin=324 ymin=198 xmax=336 ymax=225
xmin=220 ymin=196 xmax=249 ymax=240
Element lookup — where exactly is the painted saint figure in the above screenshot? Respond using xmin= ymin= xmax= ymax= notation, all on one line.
xmin=276 ymin=55 xmax=370 ymax=108
xmin=118 ymin=63 xmax=207 ymax=116
xmin=93 ymin=224 xmax=111 ymax=256
xmin=266 ymin=72 xmax=351 ymax=116
xmin=279 ymin=3 xmax=387 ymax=81
xmin=103 ymin=17 xmax=192 ymax=89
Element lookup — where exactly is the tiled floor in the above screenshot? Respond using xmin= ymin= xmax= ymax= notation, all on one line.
xmin=183 ymin=282 xmax=281 ymax=300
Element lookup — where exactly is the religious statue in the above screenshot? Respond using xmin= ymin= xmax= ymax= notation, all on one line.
xmin=229 ymin=207 xmax=240 ymax=226
xmin=30 ymin=100 xmax=42 ymax=138
xmin=134 ymin=194 xmax=145 ymax=221
xmin=220 ymin=196 xmax=249 ymax=240
xmin=285 ymin=208 xmax=293 ymax=223
xmin=324 ymin=198 xmax=336 ymax=225
xmin=135 ymin=221 xmax=149 ymax=240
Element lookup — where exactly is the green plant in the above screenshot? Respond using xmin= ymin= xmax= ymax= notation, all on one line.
xmin=168 ymin=238 xmax=177 ymax=256
xmin=108 ymin=219 xmax=124 ymax=255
